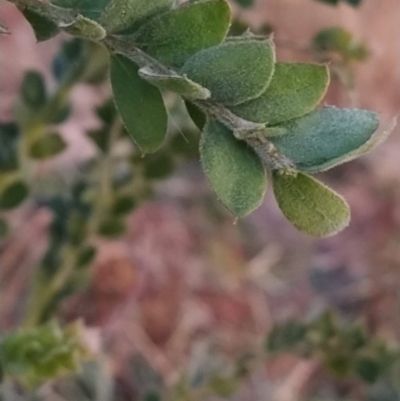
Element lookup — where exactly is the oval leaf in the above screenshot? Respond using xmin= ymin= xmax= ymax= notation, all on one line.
xmin=99 ymin=0 xmax=174 ymax=33
xmin=266 ymin=107 xmax=380 ymax=172
xmin=231 ymin=63 xmax=329 ymax=125
xmin=0 ymin=181 xmax=29 ymax=210
xmin=181 ymin=39 xmax=275 ymax=106
xmin=29 ymin=133 xmax=67 ymax=159
xmin=21 ymin=71 xmax=47 ymax=110
xmin=272 ymin=172 xmax=350 ymax=237
xmin=63 ymin=15 xmax=106 ymax=40
xmin=139 ymin=66 xmax=210 ymax=99
xmin=133 ymin=0 xmax=231 ymax=67
xmin=110 ymin=54 xmax=167 ymax=153
xmin=200 ymin=120 xmax=267 ymax=217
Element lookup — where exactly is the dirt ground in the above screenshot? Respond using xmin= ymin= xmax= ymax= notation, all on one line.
xmin=1 ymin=0 xmax=400 ymax=399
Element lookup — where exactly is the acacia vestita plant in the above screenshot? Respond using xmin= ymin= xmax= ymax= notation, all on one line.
xmin=6 ymin=0 xmax=386 ymax=237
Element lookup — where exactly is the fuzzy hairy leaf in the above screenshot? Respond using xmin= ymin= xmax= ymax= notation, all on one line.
xmin=20 ymin=8 xmax=60 ymax=42
xmin=110 ymin=55 xmax=167 ymax=153
xmin=266 ymin=108 xmax=380 ymax=172
xmin=200 ymin=120 xmax=266 ymax=217
xmin=272 ymin=172 xmax=350 ymax=237
xmin=139 ymin=67 xmax=210 ymax=99
xmin=51 ymin=0 xmax=111 ymax=20
xmin=133 ymin=0 xmax=231 ymax=67
xmin=230 ymin=63 xmax=329 ymax=125
xmin=29 ymin=133 xmax=67 ymax=160
xmin=181 ymin=39 xmax=275 ymax=106
xmin=63 ymin=15 xmax=106 ymax=40
xmin=98 ymin=0 xmax=174 ymax=33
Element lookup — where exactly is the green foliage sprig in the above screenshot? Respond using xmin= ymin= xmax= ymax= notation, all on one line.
xmin=6 ymin=0 xmax=389 ymax=237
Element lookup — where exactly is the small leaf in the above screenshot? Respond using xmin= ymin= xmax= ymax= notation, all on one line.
xmin=0 ymin=123 xmax=19 ymax=172
xmin=76 ymin=245 xmax=97 ymax=268
xmin=110 ymin=54 xmax=167 ymax=153
xmin=62 ymin=15 xmax=106 ymax=40
xmin=133 ymin=0 xmax=231 ymax=67
xmin=272 ymin=172 xmax=350 ymax=237
xmin=20 ymin=71 xmax=47 ymax=110
xmin=143 ymin=152 xmax=174 ymax=179
xmin=200 ymin=120 xmax=266 ymax=217
xmin=87 ymin=128 xmax=110 ymax=153
xmin=29 ymin=133 xmax=67 ymax=160
xmin=0 ymin=218 xmax=10 ymax=239
xmin=98 ymin=218 xmax=126 ymax=238
xmin=20 ymin=8 xmax=60 ymax=42
xmin=51 ymin=0 xmax=111 ymax=20
xmin=313 ymin=27 xmax=368 ymax=61
xmin=230 ymin=63 xmax=329 ymax=125
xmin=355 ymin=353 xmax=382 ymax=384
xmin=111 ymin=196 xmax=136 ymax=215
xmin=139 ymin=67 xmax=210 ymax=99
xmin=181 ymin=39 xmax=275 ymax=106
xmin=266 ymin=108 xmax=380 ymax=172
xmin=98 ymin=0 xmax=174 ymax=33
xmin=185 ymin=101 xmax=206 ymax=131
xmin=233 ymin=0 xmax=255 ymax=8
xmin=0 ymin=181 xmax=29 ymax=210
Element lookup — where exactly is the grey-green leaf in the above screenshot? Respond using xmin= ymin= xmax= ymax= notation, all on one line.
xmin=181 ymin=39 xmax=275 ymax=106
xmin=230 ymin=63 xmax=329 ymax=125
xmin=110 ymin=54 xmax=167 ymax=153
xmin=29 ymin=133 xmax=67 ymax=159
xmin=266 ymin=107 xmax=380 ymax=172
xmin=51 ymin=0 xmax=111 ymax=20
xmin=62 ymin=15 xmax=106 ymax=40
xmin=139 ymin=67 xmax=210 ymax=99
xmin=272 ymin=172 xmax=350 ymax=237
xmin=20 ymin=8 xmax=60 ymax=42
xmin=200 ymin=120 xmax=267 ymax=217
xmin=133 ymin=0 xmax=231 ymax=67
xmin=98 ymin=0 xmax=174 ymax=33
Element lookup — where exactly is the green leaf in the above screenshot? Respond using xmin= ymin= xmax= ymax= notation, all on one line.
xmin=143 ymin=152 xmax=175 ymax=179
xmin=185 ymin=101 xmax=206 ymax=131
xmin=181 ymin=38 xmax=275 ymax=106
xmin=87 ymin=128 xmax=110 ymax=153
xmin=133 ymin=0 xmax=231 ymax=67
xmin=0 ymin=123 xmax=19 ymax=172
xmin=111 ymin=195 xmax=136 ymax=215
xmin=20 ymin=71 xmax=47 ymax=110
xmin=62 ymin=15 xmax=106 ymax=40
xmin=266 ymin=108 xmax=380 ymax=172
xmin=98 ymin=218 xmax=126 ymax=238
xmin=110 ymin=54 xmax=167 ymax=153
xmin=0 ymin=218 xmax=10 ymax=239
xmin=266 ymin=320 xmax=308 ymax=352
xmin=139 ymin=67 xmax=210 ymax=99
xmin=313 ymin=27 xmax=368 ymax=61
xmin=20 ymin=8 xmax=60 ymax=42
xmin=0 ymin=181 xmax=29 ymax=210
xmin=355 ymin=353 xmax=382 ymax=384
xmin=200 ymin=120 xmax=266 ymax=217
xmin=76 ymin=245 xmax=97 ymax=268
xmin=29 ymin=133 xmax=67 ymax=160
xmin=233 ymin=0 xmax=255 ymax=8
xmin=51 ymin=0 xmax=111 ymax=20
xmin=230 ymin=63 xmax=329 ymax=125
xmin=272 ymin=172 xmax=350 ymax=237
xmin=98 ymin=0 xmax=174 ymax=33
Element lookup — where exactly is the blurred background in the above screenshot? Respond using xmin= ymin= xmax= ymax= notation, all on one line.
xmin=0 ymin=0 xmax=399 ymax=400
